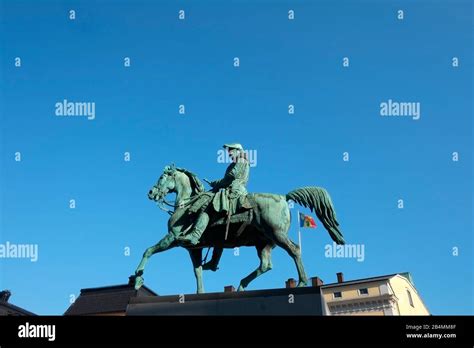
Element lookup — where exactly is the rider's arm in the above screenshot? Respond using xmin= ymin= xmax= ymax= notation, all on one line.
xmin=210 ymin=172 xmax=234 ymax=189
xmin=210 ymin=162 xmax=244 ymax=189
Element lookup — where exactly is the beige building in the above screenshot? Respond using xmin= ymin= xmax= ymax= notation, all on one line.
xmin=320 ymin=272 xmax=430 ymax=316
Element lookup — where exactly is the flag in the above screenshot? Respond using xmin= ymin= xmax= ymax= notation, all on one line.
xmin=299 ymin=212 xmax=316 ymax=228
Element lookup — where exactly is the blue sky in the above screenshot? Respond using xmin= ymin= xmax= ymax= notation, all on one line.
xmin=0 ymin=0 xmax=472 ymax=315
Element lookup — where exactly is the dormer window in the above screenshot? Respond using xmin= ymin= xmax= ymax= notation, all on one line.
xmin=407 ymin=289 xmax=414 ymax=307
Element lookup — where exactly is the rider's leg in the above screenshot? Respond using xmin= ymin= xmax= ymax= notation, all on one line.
xmin=202 ymin=247 xmax=223 ymax=271
xmin=179 ymin=210 xmax=210 ymax=245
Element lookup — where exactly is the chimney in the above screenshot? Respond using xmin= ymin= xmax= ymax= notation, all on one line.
xmin=311 ymin=277 xmax=324 ymax=287
xmin=0 ymin=290 xmax=11 ymax=303
xmin=224 ymin=285 xmax=236 ymax=293
xmin=336 ymin=272 xmax=344 ymax=283
xmin=285 ymin=278 xmax=296 ymax=288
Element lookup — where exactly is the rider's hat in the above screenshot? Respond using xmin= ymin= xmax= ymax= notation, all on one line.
xmin=223 ymin=143 xmax=244 ymax=151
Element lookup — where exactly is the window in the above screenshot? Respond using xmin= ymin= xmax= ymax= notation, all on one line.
xmin=358 ymin=288 xmax=369 ymax=295
xmin=407 ymin=289 xmax=414 ymax=307
xmin=333 ymin=291 xmax=342 ymax=299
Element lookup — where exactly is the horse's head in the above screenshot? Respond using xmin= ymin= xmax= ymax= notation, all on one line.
xmin=148 ymin=164 xmax=177 ymax=202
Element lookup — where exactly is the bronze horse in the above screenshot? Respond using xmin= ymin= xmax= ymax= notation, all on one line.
xmin=133 ymin=165 xmax=344 ymax=293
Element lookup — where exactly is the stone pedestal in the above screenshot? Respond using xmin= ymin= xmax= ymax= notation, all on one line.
xmin=126 ymin=286 xmax=322 ymax=315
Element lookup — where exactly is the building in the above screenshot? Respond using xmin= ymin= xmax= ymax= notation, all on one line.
xmin=0 ymin=290 xmax=36 ymax=316
xmin=320 ymin=272 xmax=430 ymax=316
xmin=64 ymin=280 xmax=324 ymax=316
xmin=63 ymin=272 xmax=429 ymax=316
xmin=64 ymin=283 xmax=158 ymax=316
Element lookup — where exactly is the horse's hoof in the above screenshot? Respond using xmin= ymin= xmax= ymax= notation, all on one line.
xmin=237 ymin=285 xmax=245 ymax=292
xmin=134 ymin=276 xmax=144 ymax=290
xmin=297 ymin=281 xmax=307 ymax=287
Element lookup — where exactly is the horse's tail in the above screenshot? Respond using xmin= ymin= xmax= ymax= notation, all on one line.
xmin=286 ymin=187 xmax=345 ymax=245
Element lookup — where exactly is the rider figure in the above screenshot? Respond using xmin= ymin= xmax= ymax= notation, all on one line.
xmin=179 ymin=143 xmax=250 ymax=246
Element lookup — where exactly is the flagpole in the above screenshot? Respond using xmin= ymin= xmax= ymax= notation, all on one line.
xmin=297 ymin=210 xmax=302 ymax=255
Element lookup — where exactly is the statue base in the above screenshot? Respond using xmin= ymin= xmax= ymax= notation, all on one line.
xmin=126 ymin=286 xmax=323 ymax=315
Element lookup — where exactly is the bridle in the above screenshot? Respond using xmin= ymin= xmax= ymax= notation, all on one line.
xmin=154 ymin=170 xmax=200 ymax=215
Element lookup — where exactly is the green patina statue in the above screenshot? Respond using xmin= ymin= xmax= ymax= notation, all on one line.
xmin=178 ymin=143 xmax=250 ymax=246
xmin=132 ymin=143 xmax=345 ymax=293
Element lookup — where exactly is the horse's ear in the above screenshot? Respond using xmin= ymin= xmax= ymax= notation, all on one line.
xmin=170 ymin=163 xmax=176 ymax=170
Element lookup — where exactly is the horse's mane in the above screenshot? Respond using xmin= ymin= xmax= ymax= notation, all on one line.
xmin=176 ymin=167 xmax=205 ymax=195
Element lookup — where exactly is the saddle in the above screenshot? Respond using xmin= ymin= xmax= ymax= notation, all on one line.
xmin=210 ymin=209 xmax=253 ymax=227
xmin=189 ymin=193 xmax=257 ymax=239
xmin=239 ymin=194 xmax=257 ymax=210
xmin=188 ymin=192 xmax=257 ymax=214
xmin=209 ymin=209 xmax=254 ymax=239
xmin=188 ymin=192 xmax=214 ymax=214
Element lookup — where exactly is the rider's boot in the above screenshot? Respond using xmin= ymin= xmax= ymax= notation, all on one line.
xmin=179 ymin=212 xmax=210 ymax=246
xmin=202 ymin=247 xmax=223 ymax=271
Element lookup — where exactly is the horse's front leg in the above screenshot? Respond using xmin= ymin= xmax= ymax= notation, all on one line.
xmin=188 ymin=248 xmax=204 ymax=294
xmin=134 ymin=233 xmax=176 ymax=290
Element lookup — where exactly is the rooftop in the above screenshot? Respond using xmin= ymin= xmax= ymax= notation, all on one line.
xmin=64 ymin=283 xmax=158 ymax=315
xmin=0 ymin=290 xmax=36 ymax=316
xmin=320 ymin=272 xmax=414 ymax=288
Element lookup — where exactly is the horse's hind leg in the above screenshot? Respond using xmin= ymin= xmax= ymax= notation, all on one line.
xmin=273 ymin=230 xmax=308 ymax=287
xmin=237 ymin=243 xmax=274 ymax=291
xmin=188 ymin=248 xmax=205 ymax=294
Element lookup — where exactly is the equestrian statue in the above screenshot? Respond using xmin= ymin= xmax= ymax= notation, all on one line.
xmin=131 ymin=143 xmax=345 ymax=293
